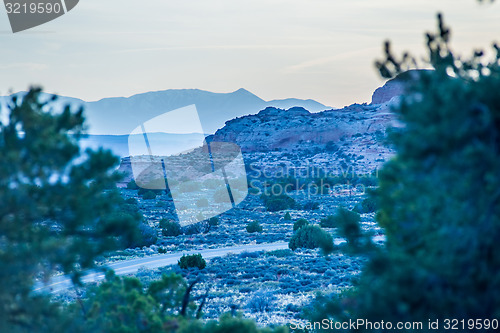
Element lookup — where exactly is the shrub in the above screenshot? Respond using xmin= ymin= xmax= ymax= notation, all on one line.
xmin=239 ymin=251 xmax=260 ymax=259
xmin=138 ymin=187 xmax=162 ymax=197
xmin=248 ymin=186 xmax=260 ymax=195
xmin=321 ymin=208 xmax=361 ymax=231
xmin=283 ymin=212 xmax=292 ymax=220
xmin=293 ymin=218 xmax=309 ymax=231
xmin=142 ymin=190 xmax=157 ymax=200
xmin=127 ymin=180 xmax=139 ymax=190
xmin=161 ymin=219 xmax=182 ymax=237
xmin=265 ymin=249 xmax=294 ymax=258
xmin=325 ymin=141 xmax=338 ymax=152
xmin=178 ymin=253 xmax=206 ymax=270
xmin=320 ymin=215 xmax=336 ymax=228
xmin=129 ymin=222 xmax=158 ymax=248
xmin=208 ymin=216 xmax=219 ymax=227
xmin=203 ymin=216 xmax=219 ymax=233
xmin=246 ymin=221 xmax=263 ymax=233
xmin=303 ymin=201 xmax=319 ymax=210
xmin=158 ymin=247 xmax=167 ymax=254
xmin=183 ymin=223 xmax=202 ymax=235
xmin=289 ymin=225 xmax=334 ymax=253
xmin=260 ymin=193 xmax=296 ymax=212
xmin=354 ymin=196 xmax=377 ymax=213
xmin=246 ymin=290 xmax=277 ymax=313
xmin=125 ymin=197 xmax=138 ymax=205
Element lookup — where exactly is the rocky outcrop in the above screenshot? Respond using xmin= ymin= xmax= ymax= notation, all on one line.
xmin=371 ymin=69 xmax=430 ymax=104
xmin=209 ymin=103 xmax=396 ymax=153
xmin=372 ymin=78 xmax=406 ymax=104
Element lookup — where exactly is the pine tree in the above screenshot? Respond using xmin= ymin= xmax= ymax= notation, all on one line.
xmin=312 ymin=12 xmax=500 ymax=329
xmin=0 ymin=88 xmax=140 ymax=331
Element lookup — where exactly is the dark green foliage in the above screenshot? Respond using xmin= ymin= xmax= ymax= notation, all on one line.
xmin=208 ymin=216 xmax=219 ymax=227
xmin=264 ymin=249 xmax=294 ymax=258
xmin=192 ymin=313 xmax=288 ymax=333
xmin=283 ymin=212 xmax=292 ymax=220
xmin=248 ymin=186 xmax=260 ymax=195
xmin=260 ymin=192 xmax=296 ymax=212
xmin=205 ymin=216 xmax=219 ymax=233
xmin=126 ymin=179 xmax=139 ymax=189
xmin=178 ymin=253 xmax=207 ymax=270
xmin=138 ymin=187 xmax=162 ymax=197
xmin=319 ymin=215 xmax=335 ymax=228
xmin=353 ymin=196 xmax=377 ymax=213
xmin=161 ymin=219 xmax=182 ymax=237
xmin=289 ymin=225 xmax=334 ymax=253
xmin=131 ymin=222 xmax=158 ymax=247
xmin=79 ymin=271 xmax=165 ymax=332
xmin=293 ymin=218 xmax=309 ymax=231
xmin=302 ymin=201 xmax=319 ymax=210
xmin=325 ymin=141 xmax=338 ymax=152
xmin=142 ymin=190 xmax=157 ymax=200
xmin=320 ymin=208 xmax=360 ymax=230
xmin=147 ymin=273 xmax=187 ymax=314
xmin=0 ymin=88 xmax=140 ymax=330
xmin=246 ymin=220 xmax=263 ymax=233
xmin=110 ymin=198 xmax=156 ymax=248
xmin=183 ymin=223 xmax=203 ymax=235
xmin=125 ymin=197 xmax=138 ymax=205
xmin=67 ymin=272 xmax=286 ymax=333
xmin=315 ymin=13 xmax=500 ymax=329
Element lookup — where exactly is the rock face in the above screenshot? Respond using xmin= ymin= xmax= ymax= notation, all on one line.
xmin=210 ymin=104 xmax=396 ymax=153
xmin=371 ymin=78 xmax=406 ymax=104
xmin=371 ymin=69 xmax=430 ymax=104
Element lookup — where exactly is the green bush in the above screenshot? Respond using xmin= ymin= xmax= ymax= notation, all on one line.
xmin=183 ymin=223 xmax=202 ymax=235
xmin=125 ymin=197 xmax=137 ymax=205
xmin=160 ymin=219 xmax=182 ymax=237
xmin=142 ymin=190 xmax=157 ymax=200
xmin=260 ymin=192 xmax=296 ymax=212
xmin=246 ymin=220 xmax=263 ymax=233
xmin=303 ymin=201 xmax=319 ymax=210
xmin=131 ymin=222 xmax=157 ymax=247
xmin=126 ymin=180 xmax=139 ymax=189
xmin=289 ymin=225 xmax=333 ymax=253
xmin=293 ymin=218 xmax=309 ymax=231
xmin=354 ymin=196 xmax=377 ymax=213
xmin=319 ymin=215 xmax=335 ymax=228
xmin=320 ymin=208 xmax=360 ymax=230
xmin=178 ymin=253 xmax=206 ymax=270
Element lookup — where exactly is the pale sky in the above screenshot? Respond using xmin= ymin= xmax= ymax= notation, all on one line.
xmin=0 ymin=0 xmax=499 ymax=108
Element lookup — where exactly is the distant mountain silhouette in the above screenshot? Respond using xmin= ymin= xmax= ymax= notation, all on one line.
xmin=1 ymin=88 xmax=331 ymax=135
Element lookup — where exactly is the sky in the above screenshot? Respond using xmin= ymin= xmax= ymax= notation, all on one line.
xmin=0 ymin=0 xmax=499 ymax=108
